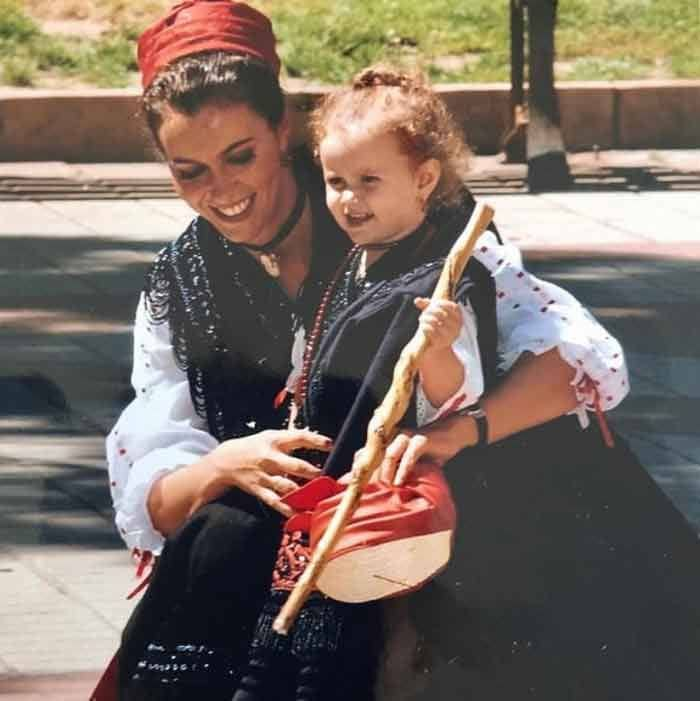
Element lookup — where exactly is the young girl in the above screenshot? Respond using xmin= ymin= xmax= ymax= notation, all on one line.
xmin=231 ymin=66 xmax=500 ymax=701
xmin=290 ymin=66 xmax=489 ymax=443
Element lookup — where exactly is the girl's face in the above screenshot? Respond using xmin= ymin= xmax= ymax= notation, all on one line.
xmin=319 ymin=127 xmax=439 ymax=247
xmin=158 ymin=101 xmax=293 ymax=246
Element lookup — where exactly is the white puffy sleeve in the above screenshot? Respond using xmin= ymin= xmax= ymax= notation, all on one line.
xmin=415 ymin=301 xmax=484 ymax=426
xmin=473 ymin=231 xmax=629 ymax=423
xmin=107 ymin=293 xmax=219 ymax=555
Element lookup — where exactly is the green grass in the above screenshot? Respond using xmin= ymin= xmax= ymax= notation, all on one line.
xmin=555 ymin=0 xmax=700 ymax=80
xmin=0 ymin=0 xmax=40 ymax=42
xmin=1 ymin=0 xmax=698 ymax=87
xmin=266 ymin=0 xmax=512 ymax=83
xmin=0 ymin=0 xmax=137 ymax=87
xmin=265 ymin=0 xmax=699 ymax=83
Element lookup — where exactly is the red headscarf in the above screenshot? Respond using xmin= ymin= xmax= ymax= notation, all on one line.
xmin=137 ymin=0 xmax=281 ymax=89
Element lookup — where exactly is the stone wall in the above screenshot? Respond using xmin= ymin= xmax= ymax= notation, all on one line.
xmin=1 ymin=81 xmax=698 ymax=162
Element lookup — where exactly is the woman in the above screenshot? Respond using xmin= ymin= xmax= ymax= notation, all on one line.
xmin=107 ymin=2 xmax=647 ymax=699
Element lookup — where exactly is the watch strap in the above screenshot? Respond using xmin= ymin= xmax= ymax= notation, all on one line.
xmin=459 ymin=402 xmax=489 ymax=447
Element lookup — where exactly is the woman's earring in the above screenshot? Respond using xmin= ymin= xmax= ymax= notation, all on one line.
xmin=280 ymin=150 xmax=293 ymax=167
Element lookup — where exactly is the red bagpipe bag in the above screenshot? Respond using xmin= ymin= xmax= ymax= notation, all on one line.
xmin=279 ymin=464 xmax=457 ymax=602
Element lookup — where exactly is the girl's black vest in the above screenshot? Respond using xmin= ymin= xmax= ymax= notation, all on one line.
xmin=303 ymin=205 xmax=500 ymax=479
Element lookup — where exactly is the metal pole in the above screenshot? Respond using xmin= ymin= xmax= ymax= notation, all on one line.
xmin=510 ymin=0 xmax=525 ymax=113
xmin=502 ymin=0 xmax=528 ymax=163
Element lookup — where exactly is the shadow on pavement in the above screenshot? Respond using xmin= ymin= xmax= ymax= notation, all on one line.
xmin=0 ymin=375 xmax=123 ymax=550
xmin=1 ymin=232 xmax=699 ymax=546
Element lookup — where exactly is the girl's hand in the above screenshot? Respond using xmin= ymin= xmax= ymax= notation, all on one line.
xmin=208 ymin=429 xmax=331 ymax=517
xmin=415 ymin=297 xmax=462 ymax=352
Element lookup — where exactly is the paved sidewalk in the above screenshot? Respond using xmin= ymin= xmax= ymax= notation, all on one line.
xmin=1 ymin=150 xmax=699 ymax=698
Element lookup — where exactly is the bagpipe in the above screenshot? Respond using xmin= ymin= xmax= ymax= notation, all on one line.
xmin=273 ymin=203 xmax=495 ymax=633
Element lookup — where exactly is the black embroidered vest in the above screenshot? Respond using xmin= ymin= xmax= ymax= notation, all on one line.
xmin=142 ymin=157 xmax=348 ymax=442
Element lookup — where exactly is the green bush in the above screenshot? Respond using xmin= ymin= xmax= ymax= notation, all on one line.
xmin=0 ymin=0 xmax=39 ymax=42
xmin=2 ymin=56 xmax=37 ymax=86
xmin=34 ymin=37 xmax=82 ymax=71
xmin=83 ymin=33 xmax=138 ymax=86
xmin=566 ymin=56 xmax=650 ymax=82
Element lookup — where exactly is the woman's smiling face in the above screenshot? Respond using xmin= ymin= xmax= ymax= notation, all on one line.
xmin=158 ymin=101 xmax=292 ymax=246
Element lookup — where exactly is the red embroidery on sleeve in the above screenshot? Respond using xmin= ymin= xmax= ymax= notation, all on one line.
xmin=127 ymin=550 xmax=155 ymax=600
xmin=577 ymin=376 xmax=615 ymax=448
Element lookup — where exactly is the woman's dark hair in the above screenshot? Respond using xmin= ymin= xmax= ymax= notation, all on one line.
xmin=141 ymin=50 xmax=285 ymax=144
xmin=310 ymin=66 xmax=470 ymax=213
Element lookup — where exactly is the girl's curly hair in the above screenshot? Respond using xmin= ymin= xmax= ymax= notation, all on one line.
xmin=310 ymin=66 xmax=471 ymax=212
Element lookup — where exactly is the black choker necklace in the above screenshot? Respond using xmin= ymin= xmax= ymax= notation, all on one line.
xmin=360 ymin=239 xmax=404 ymax=252
xmin=360 ymin=220 xmax=431 ymax=252
xmin=240 ymin=184 xmax=307 ymax=277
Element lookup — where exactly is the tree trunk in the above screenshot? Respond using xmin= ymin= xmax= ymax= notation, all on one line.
xmin=526 ymin=0 xmax=571 ymax=191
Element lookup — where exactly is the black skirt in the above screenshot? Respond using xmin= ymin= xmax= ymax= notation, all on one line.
xmin=118 ymin=489 xmax=282 ymax=700
xmin=118 ymin=416 xmax=700 ymax=700
xmin=118 ymin=489 xmax=382 ymax=701
xmin=407 ymin=415 xmax=700 ymax=700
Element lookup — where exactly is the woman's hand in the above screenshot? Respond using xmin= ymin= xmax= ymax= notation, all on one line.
xmin=207 ymin=429 xmax=331 ymax=517
xmin=415 ymin=297 xmax=462 ymax=351
xmin=378 ymin=349 xmax=581 ymax=487
xmin=379 ymin=413 xmax=475 ymax=486
xmin=148 ymin=428 xmax=332 ymax=534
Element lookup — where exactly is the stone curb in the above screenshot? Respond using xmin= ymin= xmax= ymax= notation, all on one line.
xmin=1 ymin=80 xmax=699 ymax=162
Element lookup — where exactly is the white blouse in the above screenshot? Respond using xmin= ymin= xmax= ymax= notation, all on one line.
xmin=107 ymin=230 xmax=629 ymax=554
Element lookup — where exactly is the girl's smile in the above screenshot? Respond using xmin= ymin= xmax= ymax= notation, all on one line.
xmin=320 ymin=128 xmax=439 ymax=248
xmin=342 ymin=209 xmax=374 ymax=228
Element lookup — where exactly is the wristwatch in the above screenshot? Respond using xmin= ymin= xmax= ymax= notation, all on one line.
xmin=459 ymin=402 xmax=489 ymax=448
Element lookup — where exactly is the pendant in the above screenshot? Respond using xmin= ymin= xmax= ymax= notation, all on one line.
xmin=259 ymin=252 xmax=280 ymax=278
xmin=356 ymin=249 xmax=368 ymax=284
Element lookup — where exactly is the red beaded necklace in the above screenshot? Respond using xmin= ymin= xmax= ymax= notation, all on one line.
xmin=287 ymin=222 xmax=434 ymax=427
xmin=291 ymin=244 xmax=361 ymax=424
